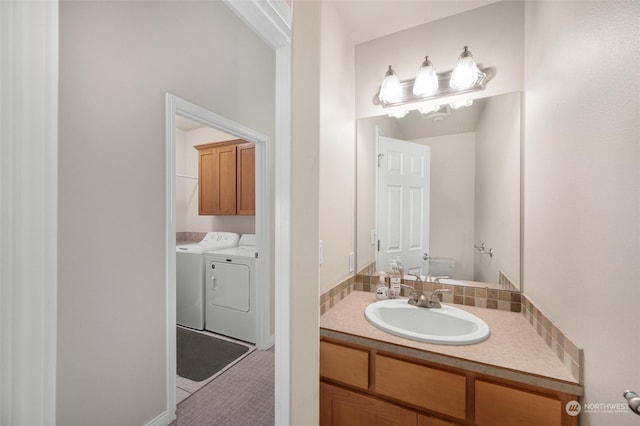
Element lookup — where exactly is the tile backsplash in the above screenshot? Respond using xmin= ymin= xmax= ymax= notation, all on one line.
xmin=319 ymin=275 xmax=356 ymax=316
xmin=352 ymin=273 xmax=522 ymax=313
xmin=522 ymin=295 xmax=583 ymax=384
xmin=176 ymin=232 xmax=206 ymax=243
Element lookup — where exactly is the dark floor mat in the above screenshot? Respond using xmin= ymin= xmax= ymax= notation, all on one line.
xmin=177 ymin=327 xmax=250 ymax=382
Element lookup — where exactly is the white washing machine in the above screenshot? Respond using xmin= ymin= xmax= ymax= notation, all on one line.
xmin=204 ymin=234 xmax=256 ymax=343
xmin=176 ymin=232 xmax=239 ymax=330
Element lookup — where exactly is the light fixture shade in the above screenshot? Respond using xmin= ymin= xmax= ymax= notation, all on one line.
xmin=413 ymin=56 xmax=439 ymax=96
xmin=379 ymin=66 xmax=402 ymax=103
xmin=388 ymin=110 xmax=409 ymax=119
xmin=418 ymin=105 xmax=442 ymax=115
xmin=450 ymin=99 xmax=474 ymax=109
xmin=450 ymin=46 xmax=479 ymax=90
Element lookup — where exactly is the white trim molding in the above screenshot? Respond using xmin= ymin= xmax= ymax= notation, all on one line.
xmin=164 ymin=93 xmax=275 ymax=422
xmin=164 ymin=0 xmax=291 ymax=424
xmin=220 ymin=1 xmax=292 ymax=425
xmin=223 ymin=0 xmax=291 ymax=49
xmin=0 ymin=1 xmax=59 ymax=425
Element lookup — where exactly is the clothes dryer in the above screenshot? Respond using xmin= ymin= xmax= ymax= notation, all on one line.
xmin=204 ymin=234 xmax=256 ymax=343
xmin=176 ymin=232 xmax=239 ymax=329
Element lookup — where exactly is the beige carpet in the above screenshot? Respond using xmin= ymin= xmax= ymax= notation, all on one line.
xmin=171 ymin=347 xmax=274 ymax=426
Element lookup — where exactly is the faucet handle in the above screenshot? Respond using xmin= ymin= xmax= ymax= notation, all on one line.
xmin=399 ymin=283 xmax=418 ymax=297
xmin=430 ymin=288 xmax=450 ymax=301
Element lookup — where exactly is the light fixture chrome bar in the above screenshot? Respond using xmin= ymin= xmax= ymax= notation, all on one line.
xmin=378 ymin=67 xmax=493 ymax=108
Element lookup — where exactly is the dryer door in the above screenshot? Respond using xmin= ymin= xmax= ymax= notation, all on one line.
xmin=207 ymin=261 xmax=250 ymax=312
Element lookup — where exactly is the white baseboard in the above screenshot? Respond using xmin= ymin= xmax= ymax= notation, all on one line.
xmin=146 ymin=410 xmax=172 ymax=426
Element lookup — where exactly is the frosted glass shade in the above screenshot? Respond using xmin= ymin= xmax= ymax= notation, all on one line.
xmin=450 ymin=99 xmax=474 ymax=109
xmin=379 ymin=66 xmax=402 ymax=103
xmin=413 ymin=57 xmax=439 ymax=96
xmin=450 ymin=47 xmax=479 ymax=90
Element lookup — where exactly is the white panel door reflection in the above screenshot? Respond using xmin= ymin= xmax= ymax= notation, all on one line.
xmin=377 ymin=134 xmax=430 ymax=275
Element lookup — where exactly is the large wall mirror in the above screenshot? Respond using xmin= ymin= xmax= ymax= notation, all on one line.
xmin=356 ymin=91 xmax=522 ymax=291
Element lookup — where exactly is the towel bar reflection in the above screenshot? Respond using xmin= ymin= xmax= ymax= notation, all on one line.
xmin=623 ymin=390 xmax=640 ymax=415
xmin=474 ymin=242 xmax=494 ymax=258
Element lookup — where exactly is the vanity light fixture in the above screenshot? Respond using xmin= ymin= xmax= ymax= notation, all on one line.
xmin=450 ymin=46 xmax=480 ymax=90
xmin=376 ymin=45 xmax=490 ymax=108
xmin=378 ymin=65 xmax=402 ymax=104
xmin=412 ymin=56 xmax=439 ymax=96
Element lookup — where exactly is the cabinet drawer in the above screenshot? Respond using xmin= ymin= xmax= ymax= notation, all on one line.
xmin=320 ymin=341 xmax=369 ymax=390
xmin=475 ymin=379 xmax=562 ymax=426
xmin=321 ymin=382 xmax=417 ymax=426
xmin=375 ymin=354 xmax=466 ymax=420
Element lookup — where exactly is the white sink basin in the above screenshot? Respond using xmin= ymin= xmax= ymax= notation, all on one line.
xmin=364 ymin=299 xmax=490 ymax=345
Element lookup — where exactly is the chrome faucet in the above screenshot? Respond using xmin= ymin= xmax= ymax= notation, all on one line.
xmin=407 ymin=273 xmax=423 ymax=283
xmin=401 ymin=281 xmax=450 ymax=309
xmin=427 ymin=289 xmax=450 ymax=308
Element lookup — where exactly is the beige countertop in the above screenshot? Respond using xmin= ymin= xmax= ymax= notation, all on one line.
xmin=320 ymin=291 xmax=583 ymax=396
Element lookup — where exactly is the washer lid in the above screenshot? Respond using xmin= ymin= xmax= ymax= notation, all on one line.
xmin=176 ymin=243 xmax=207 ymax=254
xmin=207 ymin=244 xmax=256 ymax=259
xmin=176 ymin=231 xmax=240 ymax=253
xmin=238 ymin=233 xmax=256 ymax=247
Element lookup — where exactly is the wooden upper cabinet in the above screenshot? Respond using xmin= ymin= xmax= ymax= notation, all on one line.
xmin=195 ymin=140 xmax=255 ymax=216
xmin=236 ymin=143 xmax=255 ymax=215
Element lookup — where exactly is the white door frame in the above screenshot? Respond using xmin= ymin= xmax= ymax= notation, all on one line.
xmin=0 ymin=1 xmax=58 ymax=425
xmin=165 ymin=1 xmax=292 ymax=425
xmin=164 ymin=94 xmax=275 ymax=421
xmin=221 ymin=3 xmax=292 ymax=425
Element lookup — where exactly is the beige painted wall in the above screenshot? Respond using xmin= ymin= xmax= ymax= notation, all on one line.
xmin=176 ymin=128 xmax=188 ymax=231
xmin=291 ymin=1 xmax=321 ymax=423
xmin=318 ymin=1 xmax=357 ymax=294
xmin=413 ymin=132 xmax=476 ymax=280
xmin=523 ymin=1 xmax=639 ymax=424
xmin=58 ymin=1 xmax=274 ymax=424
xmin=355 ymin=1 xmax=524 ymax=119
xmin=474 ymin=93 xmax=520 ymax=285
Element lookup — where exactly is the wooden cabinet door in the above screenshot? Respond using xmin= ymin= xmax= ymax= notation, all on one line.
xmin=236 ymin=143 xmax=255 ymax=215
xmin=199 ymin=144 xmax=237 ymax=215
xmin=321 ymin=382 xmax=417 ymax=426
xmin=417 ymin=414 xmax=461 ymax=426
xmin=475 ymin=380 xmax=562 ymax=426
xmin=375 ymin=355 xmax=466 ymax=421
xmin=320 ymin=341 xmax=369 ymax=390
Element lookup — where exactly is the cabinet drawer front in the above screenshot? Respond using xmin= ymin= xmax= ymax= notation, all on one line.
xmin=375 ymin=355 xmax=466 ymax=420
xmin=320 ymin=341 xmax=369 ymax=390
xmin=321 ymin=382 xmax=417 ymax=426
xmin=475 ymin=380 xmax=562 ymax=426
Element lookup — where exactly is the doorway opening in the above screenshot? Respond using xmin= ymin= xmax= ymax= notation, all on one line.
xmin=165 ymin=93 xmax=273 ymax=419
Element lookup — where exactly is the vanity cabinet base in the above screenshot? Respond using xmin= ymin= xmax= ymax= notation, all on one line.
xmin=321 ymin=382 xmax=418 ymax=426
xmin=320 ymin=339 xmax=579 ymax=426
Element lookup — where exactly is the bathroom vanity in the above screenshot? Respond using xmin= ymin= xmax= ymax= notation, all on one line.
xmin=320 ymin=291 xmax=583 ymax=425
